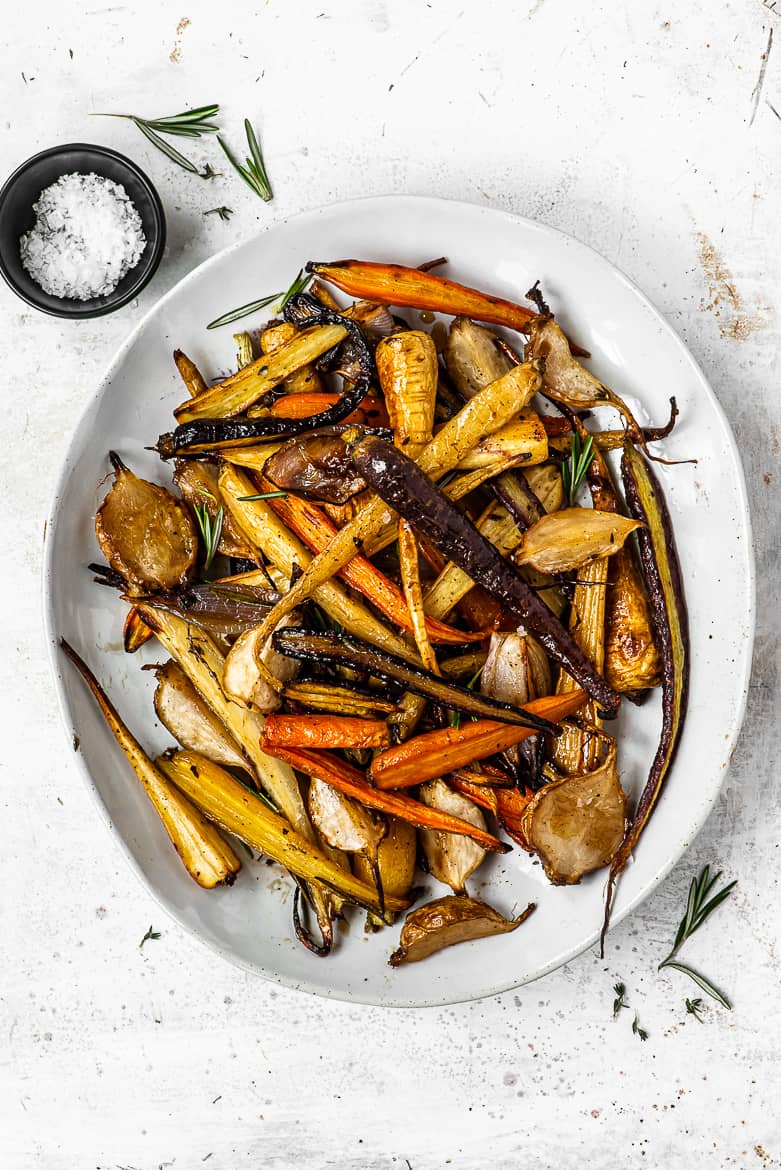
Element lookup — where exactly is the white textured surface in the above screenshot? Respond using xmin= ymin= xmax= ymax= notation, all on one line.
xmin=1 ymin=2 xmax=779 ymax=1167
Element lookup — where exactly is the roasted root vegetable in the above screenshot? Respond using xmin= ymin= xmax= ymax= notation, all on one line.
xmin=370 ymin=689 xmax=588 ymax=789
xmin=350 ymin=435 xmax=620 ymax=714
xmin=513 ymin=508 xmax=642 ymax=575
xmin=354 ymin=817 xmax=417 ymax=928
xmin=389 ymin=895 xmax=536 ymax=966
xmin=307 ymin=779 xmax=387 ymax=882
xmin=419 ymin=780 xmax=487 ymax=894
xmin=222 ymin=615 xmax=302 ymax=713
xmin=258 ymin=745 xmax=511 ymax=854
xmin=283 ymin=681 xmax=397 ymax=718
xmin=95 ymin=453 xmax=198 ymax=595
xmin=263 ymin=431 xmax=369 ymax=504
xmin=521 ymin=740 xmax=626 ymax=885
xmin=258 ymin=319 xmax=323 ymax=394
xmin=310 ymin=260 xmax=538 ymax=333
xmin=123 ymin=606 xmax=153 ymax=653
xmin=262 ymin=714 xmax=391 ymax=750
xmin=444 ymin=317 xmax=513 ymax=398
xmin=605 ymin=547 xmax=663 ymax=696
xmin=159 ymin=750 xmax=407 ymax=915
xmin=153 ymin=660 xmax=248 ymax=770
xmin=602 ymin=443 xmax=690 ymax=942
xmin=61 ymin=641 xmax=241 ymax=889
xmin=272 ymin=629 xmax=558 ymax=733
xmin=255 ymin=392 xmax=388 ymax=427
xmin=174 ymin=349 xmax=209 ymax=398
xmin=376 ymin=330 xmax=438 ymax=455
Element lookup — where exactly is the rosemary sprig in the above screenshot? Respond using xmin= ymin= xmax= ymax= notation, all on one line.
xmin=612 ymin=982 xmax=629 ymax=1018
xmin=237 ymin=491 xmax=289 ymax=501
xmin=631 ymin=1013 xmax=649 ymax=1041
xmin=561 ymin=430 xmax=594 ymax=505
xmin=194 ymin=504 xmax=224 ymax=572
xmin=204 ymin=206 xmax=233 ymax=221
xmin=94 ymin=104 xmax=220 ymax=175
xmin=139 ymin=925 xmax=161 ymax=948
xmin=685 ymin=997 xmax=705 ymax=1022
xmin=206 ymin=291 xmax=280 ymax=331
xmin=658 ymin=865 xmax=736 ymax=1009
xmin=218 ymin=117 xmax=273 ymax=202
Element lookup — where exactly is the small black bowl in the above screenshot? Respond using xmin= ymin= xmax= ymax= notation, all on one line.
xmin=0 ymin=143 xmax=166 ymax=319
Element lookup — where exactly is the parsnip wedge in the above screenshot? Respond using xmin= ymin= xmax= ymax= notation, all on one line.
xmin=61 ymin=640 xmax=240 ymax=889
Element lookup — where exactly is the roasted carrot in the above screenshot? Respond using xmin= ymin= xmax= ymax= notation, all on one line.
xmin=252 ymin=391 xmax=389 ymax=427
xmin=262 ymin=714 xmax=391 ymax=750
xmin=370 ymin=690 xmax=588 ymax=789
xmin=259 ymin=745 xmax=511 ymax=854
xmin=264 ymin=483 xmax=483 ymax=645
xmin=309 ymin=260 xmax=538 ymax=333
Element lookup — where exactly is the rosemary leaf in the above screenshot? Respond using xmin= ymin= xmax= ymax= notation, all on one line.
xmin=662 ymin=961 xmax=732 ymax=1010
xmin=631 ymin=1013 xmax=649 ymax=1041
xmin=139 ymin=925 xmax=161 ymax=948
xmin=134 ymin=119 xmax=199 ymax=173
xmin=685 ymin=996 xmax=705 ymax=1022
xmin=561 ymin=430 xmax=594 ymax=506
xmin=612 ymin=981 xmax=629 ymax=1018
xmin=93 ymin=105 xmax=221 ymax=174
xmin=237 ymin=491 xmax=289 ymax=501
xmin=206 ymin=292 xmax=281 ymax=331
xmin=277 ymin=268 xmax=312 ymax=312
xmin=218 ymin=118 xmax=273 ymax=202
xmin=194 ymin=504 xmax=224 ymax=572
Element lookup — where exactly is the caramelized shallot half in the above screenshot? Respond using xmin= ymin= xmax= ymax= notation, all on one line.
xmin=521 ymin=740 xmax=627 ymax=885
xmin=514 ymin=508 xmax=642 ymax=575
xmin=264 ymin=431 xmax=367 ymax=504
xmin=95 ymin=453 xmax=198 ymax=594
xmin=419 ymin=780 xmax=488 ymax=894
xmin=389 ymin=895 xmax=536 ymax=966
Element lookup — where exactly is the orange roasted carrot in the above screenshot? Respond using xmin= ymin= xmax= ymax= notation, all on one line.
xmin=264 ymin=484 xmax=484 ymax=645
xmin=495 ymin=786 xmax=535 ymax=852
xmin=449 ymin=777 xmax=499 ymax=814
xmin=262 ymin=714 xmax=391 ymax=750
xmin=370 ymin=690 xmax=588 ymax=790
xmin=259 ymin=744 xmax=510 ymax=854
xmin=309 ymin=260 xmax=538 ymax=334
xmin=264 ymin=392 xmax=390 ymax=428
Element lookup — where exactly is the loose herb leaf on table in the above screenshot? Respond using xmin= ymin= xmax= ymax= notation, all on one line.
xmin=94 ymin=104 xmax=221 ymax=175
xmin=658 ymin=864 xmax=736 ymax=1009
xmin=218 ymin=117 xmax=273 ymax=201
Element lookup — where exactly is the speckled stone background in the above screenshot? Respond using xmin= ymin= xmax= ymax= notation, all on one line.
xmin=2 ymin=2 xmax=780 ymax=1167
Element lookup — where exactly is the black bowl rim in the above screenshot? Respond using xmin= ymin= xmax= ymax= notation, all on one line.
xmin=0 ymin=142 xmax=166 ymax=319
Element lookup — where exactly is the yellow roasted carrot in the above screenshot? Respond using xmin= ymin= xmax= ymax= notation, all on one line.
xmin=173 ymin=349 xmax=209 ymax=398
xmin=61 ymin=640 xmax=241 ymax=889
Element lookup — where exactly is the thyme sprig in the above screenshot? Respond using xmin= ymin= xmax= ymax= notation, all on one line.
xmin=685 ymin=997 xmax=705 ymax=1022
xmin=204 ymin=206 xmax=233 ymax=221
xmin=94 ymin=104 xmax=220 ymax=175
xmin=194 ymin=504 xmax=224 ymax=572
xmin=612 ymin=982 xmax=629 ymax=1018
xmin=658 ymin=865 xmax=736 ymax=1009
xmin=632 ymin=1013 xmax=649 ymax=1041
xmin=139 ymin=925 xmax=161 ymax=948
xmin=561 ymin=430 xmax=594 ymax=505
xmin=218 ymin=118 xmax=273 ymax=201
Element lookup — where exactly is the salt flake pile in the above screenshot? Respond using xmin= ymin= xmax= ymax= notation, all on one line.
xmin=20 ymin=172 xmax=146 ymax=301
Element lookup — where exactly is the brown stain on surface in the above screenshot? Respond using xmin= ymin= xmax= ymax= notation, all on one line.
xmin=170 ymin=17 xmax=191 ymax=63
xmin=695 ymin=232 xmax=770 ymax=341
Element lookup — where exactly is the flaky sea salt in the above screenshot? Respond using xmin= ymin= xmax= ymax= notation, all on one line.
xmin=20 ymin=172 xmax=146 ymax=301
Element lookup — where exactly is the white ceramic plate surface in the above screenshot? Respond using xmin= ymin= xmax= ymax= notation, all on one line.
xmin=44 ymin=195 xmax=754 ymax=1007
